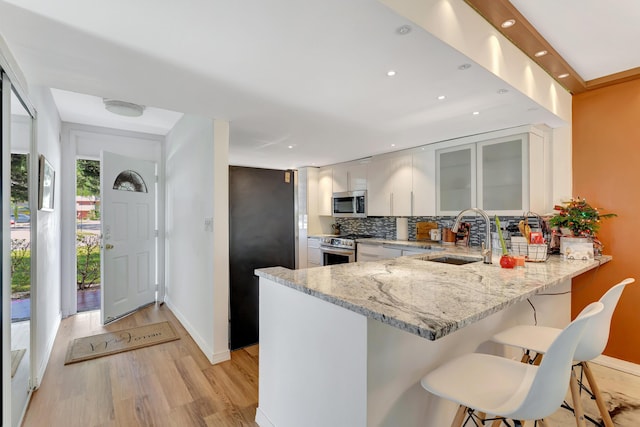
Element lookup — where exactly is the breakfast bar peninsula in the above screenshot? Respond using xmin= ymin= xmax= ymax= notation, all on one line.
xmin=255 ymin=249 xmax=610 ymax=427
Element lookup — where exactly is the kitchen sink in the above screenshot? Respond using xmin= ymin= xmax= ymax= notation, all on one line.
xmin=419 ymin=255 xmax=482 ymax=265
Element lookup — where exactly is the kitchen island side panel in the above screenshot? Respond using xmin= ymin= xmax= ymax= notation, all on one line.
xmin=256 ymin=277 xmax=368 ymax=427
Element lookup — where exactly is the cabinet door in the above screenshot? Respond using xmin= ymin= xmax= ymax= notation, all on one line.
xmin=332 ymin=163 xmax=349 ymax=193
xmin=437 ymin=144 xmax=476 ymax=215
xmin=318 ymin=166 xmax=333 ymax=216
xmin=367 ymin=158 xmax=393 ymax=216
xmin=390 ymin=155 xmax=412 ymax=216
xmin=333 ymin=162 xmax=368 ymax=193
xmin=368 ymin=155 xmax=412 ymax=216
xmin=412 ymin=148 xmax=436 ymax=216
xmin=477 ymin=136 xmax=527 ymax=214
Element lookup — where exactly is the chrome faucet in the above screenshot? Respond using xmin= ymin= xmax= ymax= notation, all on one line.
xmin=452 ymin=208 xmax=492 ymax=264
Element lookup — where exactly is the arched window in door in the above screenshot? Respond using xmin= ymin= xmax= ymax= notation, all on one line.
xmin=112 ymin=170 xmax=148 ymax=192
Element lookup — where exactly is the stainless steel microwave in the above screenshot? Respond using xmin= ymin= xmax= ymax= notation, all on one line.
xmin=332 ymin=191 xmax=367 ymax=218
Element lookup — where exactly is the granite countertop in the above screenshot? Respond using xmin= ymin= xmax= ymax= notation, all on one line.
xmin=256 ymin=249 xmax=611 ymax=340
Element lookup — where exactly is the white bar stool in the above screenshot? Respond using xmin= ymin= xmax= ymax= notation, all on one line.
xmin=491 ymin=277 xmax=634 ymax=427
xmin=421 ymin=302 xmax=604 ymax=427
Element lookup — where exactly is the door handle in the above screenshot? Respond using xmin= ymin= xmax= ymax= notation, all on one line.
xmin=105 ymin=244 xmax=114 ymax=250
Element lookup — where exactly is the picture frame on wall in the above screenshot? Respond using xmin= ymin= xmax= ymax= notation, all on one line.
xmin=39 ymin=154 xmax=55 ymax=211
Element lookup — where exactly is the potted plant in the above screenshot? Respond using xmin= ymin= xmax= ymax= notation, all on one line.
xmin=549 ymin=197 xmax=616 ymax=255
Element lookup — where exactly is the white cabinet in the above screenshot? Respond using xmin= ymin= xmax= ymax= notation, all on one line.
xmin=367 ymin=154 xmax=412 ymax=216
xmin=436 ymin=144 xmax=476 ymax=216
xmin=412 ymin=148 xmax=437 ymax=216
xmin=333 ymin=161 xmax=368 ymax=193
xmin=318 ymin=166 xmax=333 ymax=216
xmin=307 ymin=237 xmax=322 ymax=268
xmin=356 ymin=243 xmax=402 ymax=262
xmin=436 ymin=131 xmax=544 ymax=216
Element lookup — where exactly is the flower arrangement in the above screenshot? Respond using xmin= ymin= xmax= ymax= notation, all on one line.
xmin=549 ymin=197 xmax=616 ymax=238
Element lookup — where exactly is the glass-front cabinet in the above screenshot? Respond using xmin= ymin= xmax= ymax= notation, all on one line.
xmin=436 ymin=144 xmax=476 ymax=215
xmin=478 ymin=137 xmax=525 ymax=213
xmin=436 ymin=131 xmax=544 ymax=216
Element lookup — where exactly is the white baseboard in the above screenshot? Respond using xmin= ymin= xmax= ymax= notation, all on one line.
xmin=593 ymin=354 xmax=640 ymax=377
xmin=211 ymin=349 xmax=231 ymax=364
xmin=164 ymin=298 xmax=229 ymax=365
xmin=255 ymin=407 xmax=275 ymax=427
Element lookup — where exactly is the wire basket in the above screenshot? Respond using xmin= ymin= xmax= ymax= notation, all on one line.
xmin=509 ymin=240 xmax=548 ymax=262
xmin=526 ymin=244 xmax=548 ymax=262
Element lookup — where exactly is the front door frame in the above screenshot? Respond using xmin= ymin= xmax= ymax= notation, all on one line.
xmin=60 ymin=126 xmax=165 ymax=318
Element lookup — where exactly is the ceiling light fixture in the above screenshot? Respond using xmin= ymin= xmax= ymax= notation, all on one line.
xmin=472 ymin=111 xmax=480 ymax=115
xmin=558 ymin=73 xmax=570 ymax=79
xmin=501 ymin=19 xmax=516 ymax=28
xmin=103 ymin=99 xmax=145 ymax=117
xmin=288 ymin=145 xmax=293 ymax=149
xmin=458 ymin=63 xmax=472 ymax=70
xmin=396 ymin=25 xmax=412 ymax=35
xmin=387 ymin=70 xmax=397 ymax=77
xmin=437 ymin=95 xmax=446 ymax=100
xmin=534 ymin=50 xmax=548 ymax=58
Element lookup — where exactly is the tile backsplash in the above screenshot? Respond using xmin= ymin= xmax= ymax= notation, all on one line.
xmin=334 ymin=215 xmax=530 ymax=247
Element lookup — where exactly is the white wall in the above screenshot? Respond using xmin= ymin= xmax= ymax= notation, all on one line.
xmin=165 ymin=115 xmax=230 ymax=364
xmin=30 ymin=86 xmax=63 ymax=387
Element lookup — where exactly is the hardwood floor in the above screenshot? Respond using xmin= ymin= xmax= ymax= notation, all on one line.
xmin=22 ymin=305 xmax=259 ymax=427
xmin=22 ymin=303 xmax=640 ymax=426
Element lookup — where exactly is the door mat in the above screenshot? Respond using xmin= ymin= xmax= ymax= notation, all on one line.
xmin=64 ymin=321 xmax=179 ymax=365
xmin=11 ymin=349 xmax=26 ymax=378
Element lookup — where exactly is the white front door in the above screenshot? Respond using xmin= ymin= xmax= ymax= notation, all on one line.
xmin=100 ymin=151 xmax=156 ymax=324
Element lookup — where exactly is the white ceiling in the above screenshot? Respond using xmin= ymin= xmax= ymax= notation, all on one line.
xmin=1 ymin=0 xmax=635 ymax=170
xmin=511 ymin=0 xmax=640 ymax=81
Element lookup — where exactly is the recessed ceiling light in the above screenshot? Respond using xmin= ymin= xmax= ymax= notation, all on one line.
xmin=396 ymin=25 xmax=412 ymax=35
xmin=472 ymin=111 xmax=480 ymax=115
xmin=501 ymin=19 xmax=516 ymax=28
xmin=558 ymin=73 xmax=570 ymax=79
xmin=391 ymin=144 xmax=396 ymax=147
xmin=458 ymin=63 xmax=472 ymax=71
xmin=288 ymin=145 xmax=294 ymax=149
xmin=103 ymin=99 xmax=145 ymax=117
xmin=534 ymin=50 xmax=548 ymax=58
xmin=387 ymin=70 xmax=397 ymax=77
xmin=497 ymin=89 xmax=509 ymax=95
xmin=437 ymin=95 xmax=446 ymax=100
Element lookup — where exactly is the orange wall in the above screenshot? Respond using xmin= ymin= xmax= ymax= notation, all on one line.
xmin=572 ymin=79 xmax=640 ymax=363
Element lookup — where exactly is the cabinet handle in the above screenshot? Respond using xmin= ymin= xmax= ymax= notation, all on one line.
xmin=411 ymin=191 xmax=414 ymax=216
xmin=390 ymin=193 xmax=394 ymax=216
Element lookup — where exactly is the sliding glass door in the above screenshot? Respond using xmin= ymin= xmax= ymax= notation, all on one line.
xmin=2 ymin=70 xmax=37 ymax=427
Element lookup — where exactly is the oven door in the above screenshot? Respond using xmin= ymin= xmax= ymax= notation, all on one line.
xmin=320 ymin=246 xmax=355 ymax=265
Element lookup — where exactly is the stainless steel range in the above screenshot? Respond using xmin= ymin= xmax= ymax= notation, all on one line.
xmin=319 ymin=234 xmax=373 ymax=265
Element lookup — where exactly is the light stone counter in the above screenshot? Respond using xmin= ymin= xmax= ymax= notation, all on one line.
xmin=256 ymin=250 xmax=611 ymax=340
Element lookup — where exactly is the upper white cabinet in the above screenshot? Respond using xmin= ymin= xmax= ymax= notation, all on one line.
xmin=367 ymin=154 xmax=412 ymax=216
xmin=436 ymin=144 xmax=476 ymax=216
xmin=412 ymin=147 xmax=437 ymax=216
xmin=436 ymin=131 xmax=545 ymax=215
xmin=318 ymin=166 xmax=333 ymax=216
xmin=333 ymin=161 xmax=368 ymax=193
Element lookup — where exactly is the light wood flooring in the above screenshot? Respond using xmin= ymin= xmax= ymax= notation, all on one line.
xmin=22 ymin=303 xmax=640 ymax=426
xmin=22 ymin=304 xmax=259 ymax=427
